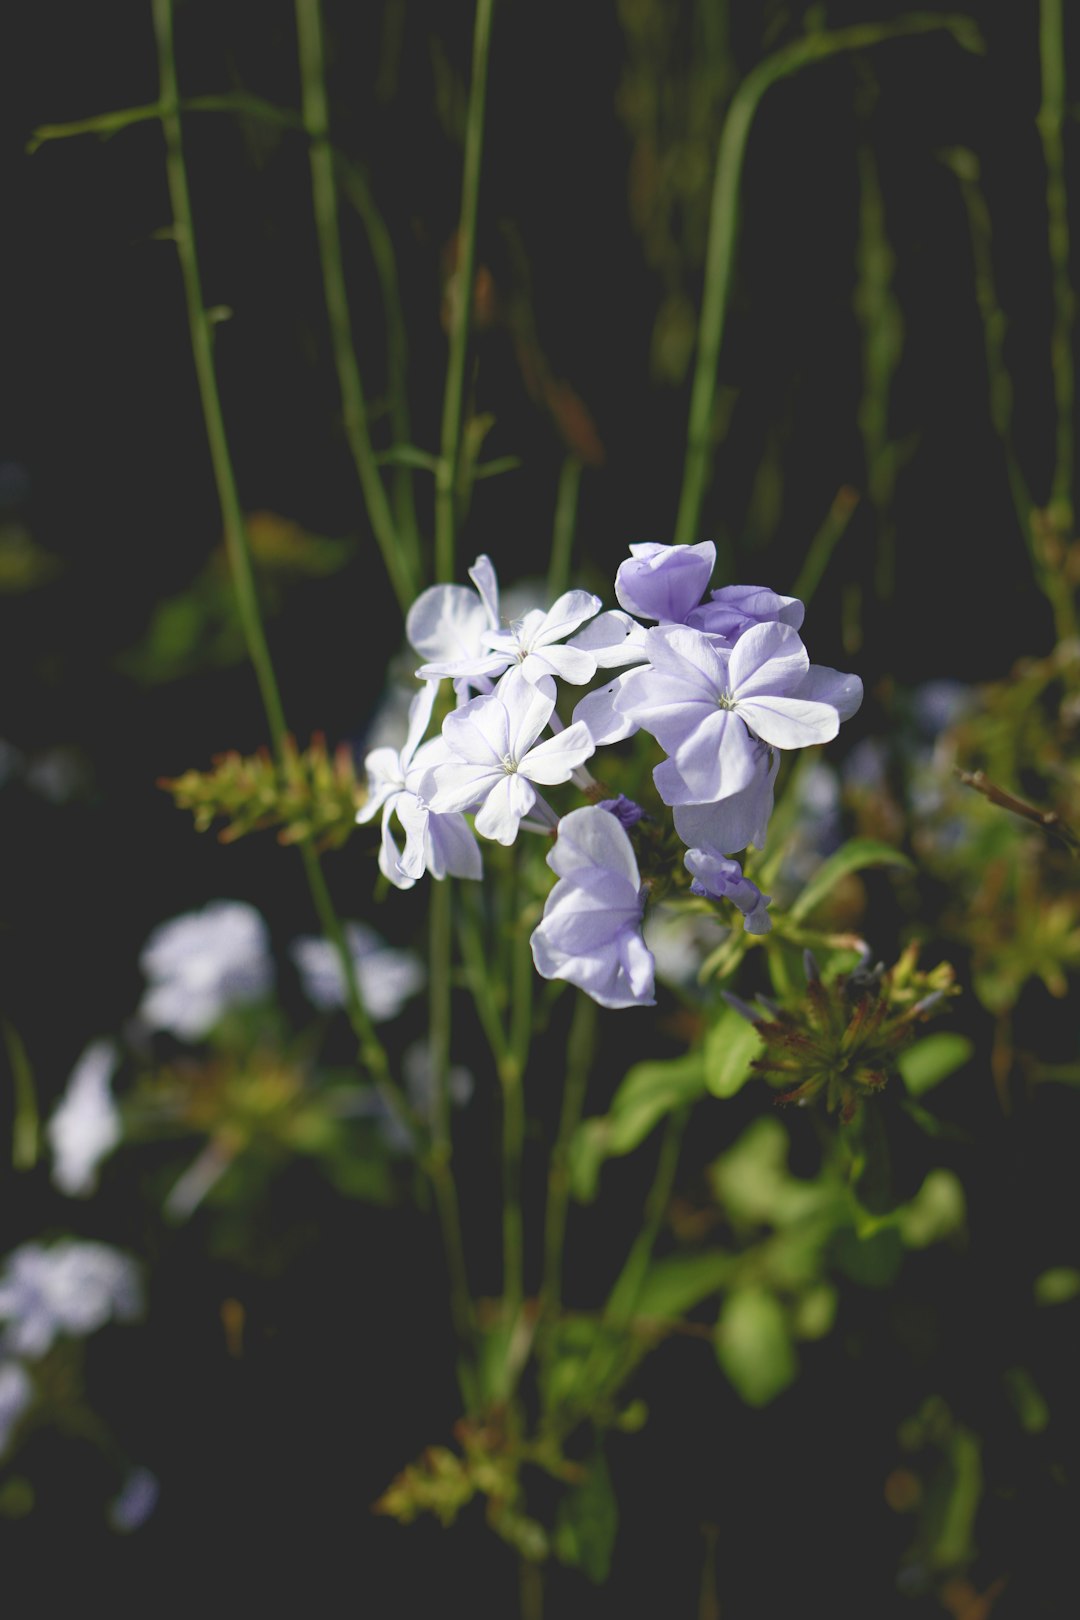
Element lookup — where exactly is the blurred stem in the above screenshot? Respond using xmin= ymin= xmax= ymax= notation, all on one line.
xmin=435 ymin=0 xmax=495 ymax=583
xmin=539 ymin=993 xmax=596 ymax=1326
xmin=674 ymin=11 xmax=983 ymax=547
xmin=546 ymin=455 xmax=584 ymax=602
xmin=295 ymin=0 xmax=419 ymax=613
xmin=151 ymin=0 xmax=416 ymax=1150
xmin=854 ymin=140 xmax=902 ymax=602
xmin=519 ymin=1557 xmax=544 ymax=1620
xmin=3 ymin=1018 xmax=39 ymax=1171
xmin=456 ymin=885 xmax=511 ymax=1068
xmin=497 ymin=883 xmax=532 ymax=1325
xmin=428 ymin=878 xmax=479 ymax=1384
xmin=1039 ymin=0 xmax=1075 ymax=530
xmin=790 ymin=485 xmax=859 ymax=607
xmin=603 ymin=1108 xmax=687 ymax=1331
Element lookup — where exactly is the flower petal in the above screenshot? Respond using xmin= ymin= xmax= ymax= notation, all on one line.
xmin=728 ymin=620 xmax=809 ymax=698
xmin=572 ymin=678 xmax=639 ymax=745
xmin=474 ymin=772 xmax=535 ymax=843
xmin=520 ymin=720 xmax=595 ymax=785
xmin=734 ymin=695 xmax=839 ymax=749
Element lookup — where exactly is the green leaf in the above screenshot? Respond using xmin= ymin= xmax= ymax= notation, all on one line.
xmin=833 ymin=1223 xmax=903 ymax=1287
xmin=472 ymin=455 xmax=523 ymax=481
xmin=704 ymin=1006 xmax=763 ymax=1098
xmin=374 ymin=444 xmax=442 ymax=473
xmin=898 ymin=1033 xmax=974 ymax=1097
xmin=715 ymin=1286 xmax=797 ymax=1406
xmin=899 ymin=1169 xmax=966 ymax=1249
xmin=788 ymin=838 xmax=913 ymax=924
xmin=634 ymin=1251 xmax=736 ymax=1321
xmin=1034 ymin=1266 xmax=1080 ymax=1305
xmin=553 ymin=1448 xmax=619 ymax=1584
xmin=569 ymin=1053 xmax=706 ymax=1202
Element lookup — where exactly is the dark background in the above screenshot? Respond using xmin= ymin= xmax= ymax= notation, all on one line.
xmin=1 ymin=1 xmax=1077 ymax=1613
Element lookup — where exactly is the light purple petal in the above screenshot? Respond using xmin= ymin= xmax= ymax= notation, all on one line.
xmin=474 ymin=773 xmax=535 ymax=843
xmin=406 ymin=584 xmax=489 ymax=664
xmin=443 ymin=690 xmax=512 ymax=766
xmin=402 ymin=680 xmax=440 ymax=767
xmin=468 ymin=554 xmax=500 ymax=627
xmin=670 ymin=709 xmax=759 ymax=803
xmin=520 ymin=720 xmax=595 ymax=785
xmin=547 ymin=803 xmax=641 ymax=893
xmin=568 ymin=610 xmax=649 ymax=669
xmin=614 ymin=541 xmax=715 ymax=622
xmin=522 ymin=644 xmax=597 ymax=685
xmin=500 ymin=667 xmax=557 ymax=759
xmin=357 ymin=750 xmax=404 ymax=823
xmin=573 ymin=678 xmax=639 ymax=745
xmin=734 ymin=695 xmax=839 ymax=750
xmin=425 ymin=810 xmax=483 ymax=881
xmin=424 ymin=760 xmax=502 ymax=815
xmin=617 ymin=926 xmax=656 ymax=1001
xmin=534 ymin=589 xmax=603 ymax=644
xmin=728 ymin=621 xmax=809 ymax=699
xmin=686 ymin=583 xmax=805 ymax=638
xmin=671 ymin=747 xmax=777 ymax=851
xmin=795 ymin=664 xmax=864 ymax=722
xmin=379 ymin=806 xmax=415 ymax=890
xmin=417 ymin=650 xmax=511 ymax=683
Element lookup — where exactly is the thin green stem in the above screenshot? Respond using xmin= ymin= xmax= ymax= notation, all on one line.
xmin=427 ymin=878 xmax=479 ymax=1380
xmin=1040 ymin=0 xmax=1075 ymax=528
xmin=790 ymin=486 xmax=859 ymax=607
xmin=519 ymin=1556 xmax=545 ymax=1620
xmin=497 ymin=902 xmax=532 ymax=1324
xmin=151 ymin=0 xmax=414 ymax=1142
xmin=28 ymin=92 xmax=304 ymax=153
xmin=295 ymin=0 xmax=419 ymax=613
xmin=3 ymin=1018 xmax=39 ymax=1171
xmin=435 ymin=0 xmax=496 ymax=583
xmin=456 ymin=886 xmax=511 ymax=1067
xmin=546 ymin=455 xmax=584 ymax=602
xmin=539 ymin=993 xmax=596 ymax=1325
xmin=603 ymin=1108 xmax=688 ymax=1331
xmin=674 ymin=12 xmax=983 ymax=546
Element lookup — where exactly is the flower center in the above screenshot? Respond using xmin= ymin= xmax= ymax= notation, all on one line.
xmin=716 ymin=691 xmax=737 ymax=710
xmin=501 ymin=754 xmax=519 ymax=774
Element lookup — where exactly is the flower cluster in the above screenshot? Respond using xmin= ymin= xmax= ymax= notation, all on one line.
xmin=359 ymin=544 xmax=861 ymax=1009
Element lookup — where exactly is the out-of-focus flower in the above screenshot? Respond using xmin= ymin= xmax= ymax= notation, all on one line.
xmin=138 ymin=901 xmax=274 ymax=1040
xmin=0 ymin=1241 xmax=142 ymax=1358
xmin=406 ymin=555 xmax=502 ymax=705
xmin=290 ymin=923 xmax=424 ymax=1019
xmin=0 ymin=1360 xmax=33 ymax=1457
xmin=108 ymin=1465 xmax=160 ymax=1532
xmin=531 ymin=805 xmax=655 ymax=1008
xmin=47 ymin=1039 xmax=122 ymax=1197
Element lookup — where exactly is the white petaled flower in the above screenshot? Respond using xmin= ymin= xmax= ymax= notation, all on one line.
xmin=290 ymin=923 xmax=425 ymax=1019
xmin=406 ymin=554 xmax=503 ymax=704
xmin=419 ymin=588 xmax=604 ymax=689
xmin=422 ymin=669 xmax=595 ymax=845
xmin=47 ymin=1039 xmax=122 ymax=1197
xmin=357 ymin=679 xmax=482 ymax=888
xmin=530 ymin=805 xmax=656 ymax=1009
xmin=0 ymin=1241 xmax=142 ymax=1359
xmin=138 ymin=901 xmax=274 ymax=1040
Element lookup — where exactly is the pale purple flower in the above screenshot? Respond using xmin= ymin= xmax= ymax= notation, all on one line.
xmin=686 ymin=583 xmax=805 ymax=641
xmin=109 ymin=1466 xmax=160 ymax=1533
xmin=671 ymin=742 xmax=779 ymax=853
xmin=684 ymin=848 xmax=772 ymax=934
xmin=0 ymin=1360 xmax=32 ymax=1457
xmin=531 ymin=805 xmax=655 ymax=1008
xmin=406 ymin=554 xmax=502 ymax=703
xmin=47 ymin=1039 xmax=122 ymax=1197
xmin=567 ymin=608 xmax=649 ymax=669
xmin=419 ymin=588 xmax=603 ymax=688
xmin=614 ymin=541 xmax=716 ymax=622
xmin=0 ymin=1242 xmax=142 ymax=1359
xmin=598 ymin=794 xmax=646 ymax=829
xmin=571 ymin=671 xmax=640 ymax=746
xmin=614 ymin=623 xmax=840 ymax=805
xmin=290 ymin=923 xmax=424 ymax=1018
xmin=138 ymin=902 xmax=273 ymax=1040
xmin=422 ymin=669 xmax=594 ymax=845
xmin=357 ymin=679 xmax=481 ymax=888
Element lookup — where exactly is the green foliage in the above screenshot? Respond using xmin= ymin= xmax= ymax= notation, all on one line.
xmin=787 ymin=837 xmax=914 ymax=925
xmin=553 ymin=1448 xmax=619 ymax=1584
xmin=569 ymin=1052 xmax=706 ymax=1202
xmin=703 ymin=1004 xmax=763 ymax=1098
xmin=898 ymin=1032 xmax=974 ymax=1097
xmin=162 ymin=732 xmax=362 ymax=850
xmin=715 ymin=1285 xmax=798 ymax=1406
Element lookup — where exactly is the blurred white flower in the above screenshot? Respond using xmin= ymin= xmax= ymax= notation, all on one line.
xmin=0 ymin=1241 xmax=142 ymax=1359
xmin=643 ymin=905 xmax=730 ymax=993
xmin=0 ymin=1360 xmax=33 ymax=1457
xmin=290 ymin=922 xmax=425 ymax=1020
xmin=108 ymin=1465 xmax=160 ymax=1532
xmin=47 ymin=1040 xmax=122 ymax=1197
xmin=138 ymin=900 xmax=274 ymax=1040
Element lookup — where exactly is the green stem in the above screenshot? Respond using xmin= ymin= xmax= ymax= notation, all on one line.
xmin=151 ymin=0 xmax=415 ymax=1142
xmin=603 ymin=1108 xmax=687 ymax=1331
xmin=456 ymin=886 xmax=511 ymax=1067
xmin=427 ymin=878 xmax=479 ymax=1383
xmin=673 ymin=11 xmax=983 ymax=546
xmin=1039 ymin=0 xmax=1075 ymax=529
xmin=498 ymin=906 xmax=532 ymax=1323
xmin=539 ymin=992 xmax=596 ymax=1325
xmin=435 ymin=0 xmax=496 ymax=583
xmin=3 ymin=1018 xmax=39 ymax=1171
xmin=295 ymin=0 xmax=419 ymax=613
xmin=519 ymin=1556 xmax=545 ymax=1620
xmin=546 ymin=455 xmax=584 ymax=602
xmin=790 ymin=485 xmax=859 ymax=607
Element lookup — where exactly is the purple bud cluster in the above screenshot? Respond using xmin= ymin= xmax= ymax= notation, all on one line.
xmin=359 ymin=543 xmax=861 ymax=1009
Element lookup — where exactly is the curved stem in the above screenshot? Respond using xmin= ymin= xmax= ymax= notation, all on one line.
xmin=295 ymin=0 xmax=419 ymax=613
xmin=546 ymin=454 xmax=583 ymax=602
xmin=435 ymin=0 xmax=496 ymax=582
xmin=674 ymin=12 xmax=983 ymax=547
